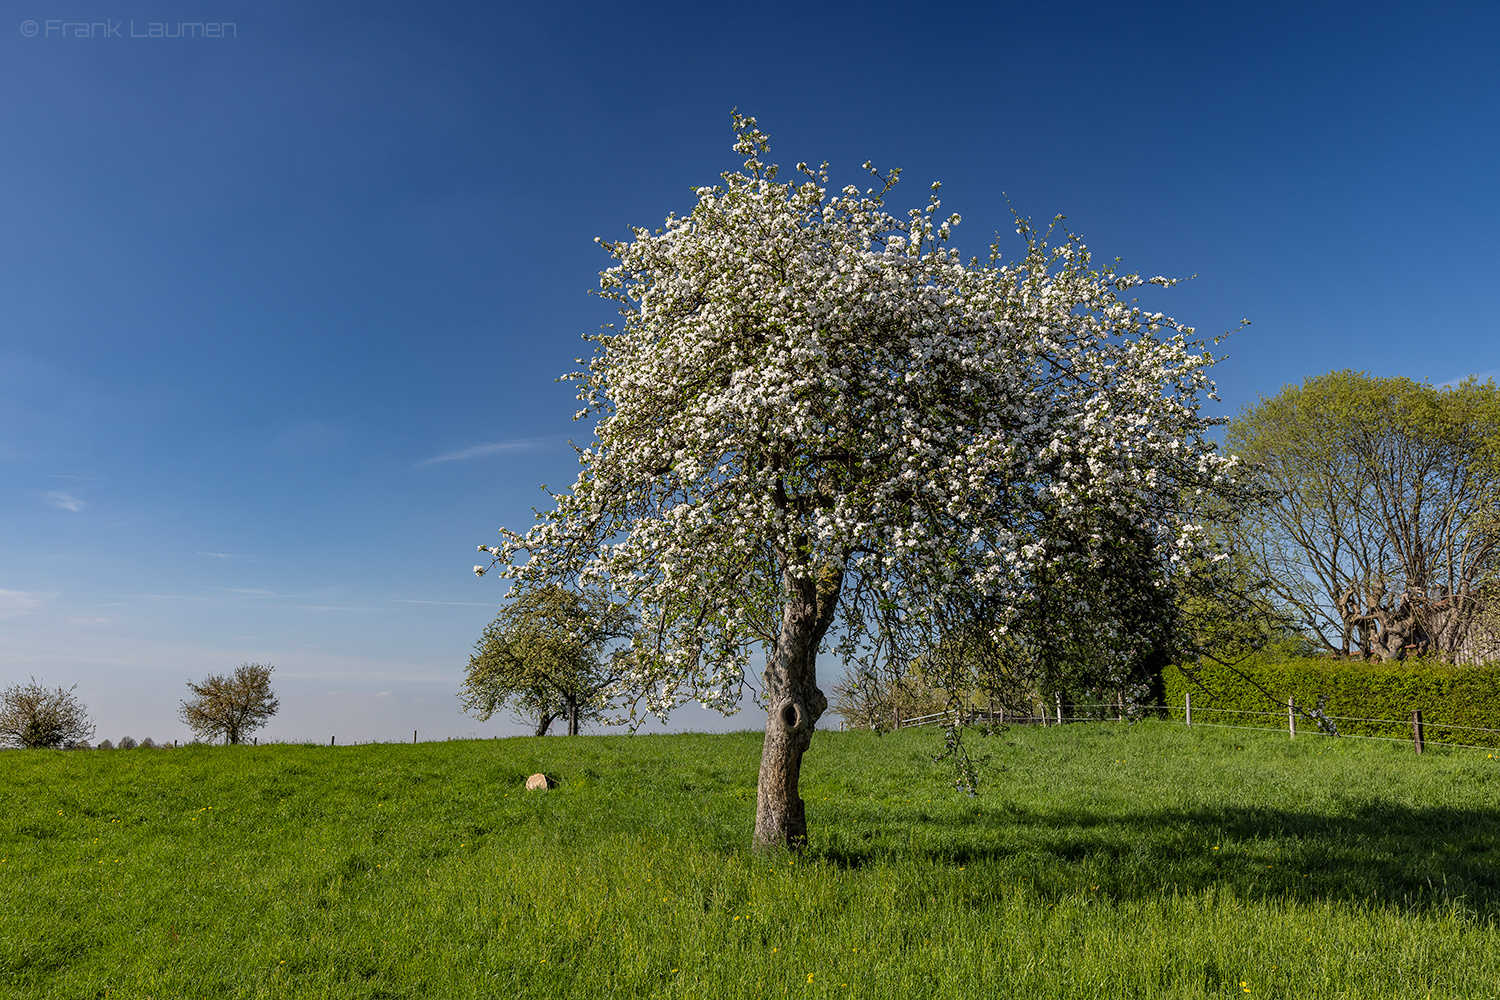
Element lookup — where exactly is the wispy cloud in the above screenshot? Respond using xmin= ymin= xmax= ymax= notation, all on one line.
xmin=415 ymin=438 xmax=549 ymax=466
xmin=197 ymin=551 xmax=266 ymax=564
xmin=37 ymin=490 xmax=85 ymax=512
xmin=296 ymin=605 xmax=381 ymax=612
xmin=1440 ymin=370 xmax=1499 ymax=388
xmin=130 ymin=588 xmax=286 ymax=604
xmin=0 ymin=589 xmax=55 ymax=619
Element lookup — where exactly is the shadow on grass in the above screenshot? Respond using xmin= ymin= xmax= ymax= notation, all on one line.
xmin=812 ymin=800 xmax=1500 ymax=918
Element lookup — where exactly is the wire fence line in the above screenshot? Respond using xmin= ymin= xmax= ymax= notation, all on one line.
xmin=1175 ymin=720 xmax=1500 ymax=753
xmin=1176 ymin=699 xmax=1500 ymax=752
xmin=1164 ymin=705 xmax=1500 ymax=732
xmin=889 ymin=699 xmax=1500 ymax=755
xmin=1160 ymin=706 xmax=1285 ymax=718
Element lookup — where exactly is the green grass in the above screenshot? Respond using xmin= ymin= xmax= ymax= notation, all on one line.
xmin=5 ymin=721 xmax=1500 ymax=998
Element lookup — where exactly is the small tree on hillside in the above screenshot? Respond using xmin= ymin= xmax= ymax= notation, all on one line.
xmin=179 ymin=662 xmax=280 ymax=744
xmin=0 ymin=679 xmax=95 ymax=749
xmin=460 ymin=584 xmax=636 ymax=735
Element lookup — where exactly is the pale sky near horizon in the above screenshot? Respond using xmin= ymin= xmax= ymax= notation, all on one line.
xmin=2 ymin=1 xmax=1497 ymax=744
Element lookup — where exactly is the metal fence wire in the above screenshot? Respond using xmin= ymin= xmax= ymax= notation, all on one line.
xmin=888 ymin=700 xmax=1500 ymax=755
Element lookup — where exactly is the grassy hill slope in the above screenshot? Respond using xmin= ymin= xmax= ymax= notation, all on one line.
xmin=4 ymin=722 xmax=1500 ymax=998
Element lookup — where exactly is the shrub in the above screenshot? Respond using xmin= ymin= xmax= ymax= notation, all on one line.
xmin=0 ymin=679 xmax=95 ymax=749
xmin=118 ymin=736 xmax=137 ymax=749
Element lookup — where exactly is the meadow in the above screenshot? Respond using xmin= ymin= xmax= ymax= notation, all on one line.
xmin=4 ymin=720 xmax=1500 ymax=998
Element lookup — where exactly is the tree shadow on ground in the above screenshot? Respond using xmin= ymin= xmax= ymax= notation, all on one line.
xmin=812 ymin=799 xmax=1500 ymax=918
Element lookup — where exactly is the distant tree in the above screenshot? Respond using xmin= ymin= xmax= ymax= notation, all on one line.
xmin=139 ymin=737 xmax=156 ymax=748
xmin=829 ymin=661 xmax=968 ymax=730
xmin=1227 ymin=371 xmax=1500 ymax=661
xmin=460 ymin=585 xmax=636 ymax=736
xmin=0 ymin=679 xmax=95 ymax=749
xmin=118 ymin=736 xmax=138 ymax=749
xmin=179 ymin=663 xmax=280 ymax=744
xmin=97 ymin=739 xmax=115 ymax=750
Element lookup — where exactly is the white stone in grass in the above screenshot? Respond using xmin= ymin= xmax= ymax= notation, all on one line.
xmin=525 ymin=773 xmax=551 ymax=791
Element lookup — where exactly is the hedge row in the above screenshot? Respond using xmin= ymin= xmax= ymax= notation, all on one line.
xmin=1161 ymin=655 xmax=1500 ymax=746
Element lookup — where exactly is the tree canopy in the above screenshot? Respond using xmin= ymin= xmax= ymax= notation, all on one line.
xmin=478 ymin=115 xmax=1239 ymax=848
xmin=1227 ymin=370 xmax=1500 ymax=661
xmin=460 ymin=584 xmax=635 ymax=736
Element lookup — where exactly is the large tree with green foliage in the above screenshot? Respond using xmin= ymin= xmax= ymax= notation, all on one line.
xmin=1227 ymin=370 xmax=1500 ymax=661
xmin=478 ymin=116 xmax=1240 ymax=849
xmin=461 ymin=585 xmax=636 ymax=736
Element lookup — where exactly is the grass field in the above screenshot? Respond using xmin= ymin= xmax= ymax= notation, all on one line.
xmin=4 ymin=720 xmax=1500 ymax=998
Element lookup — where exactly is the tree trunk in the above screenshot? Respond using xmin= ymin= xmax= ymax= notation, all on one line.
xmin=754 ymin=563 xmax=842 ymax=851
xmin=568 ymin=697 xmax=579 ymax=736
xmin=534 ymin=713 xmax=555 ymax=737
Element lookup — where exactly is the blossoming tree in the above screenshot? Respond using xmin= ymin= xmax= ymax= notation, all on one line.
xmin=478 ymin=115 xmax=1237 ymax=849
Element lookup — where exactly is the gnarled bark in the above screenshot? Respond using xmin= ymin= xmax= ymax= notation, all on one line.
xmin=754 ymin=564 xmax=841 ymax=851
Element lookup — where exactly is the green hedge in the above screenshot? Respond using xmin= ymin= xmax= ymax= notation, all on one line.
xmin=1161 ymin=655 xmax=1500 ymax=747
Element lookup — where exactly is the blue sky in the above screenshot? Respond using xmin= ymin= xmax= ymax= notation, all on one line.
xmin=2 ymin=0 xmax=1497 ymax=744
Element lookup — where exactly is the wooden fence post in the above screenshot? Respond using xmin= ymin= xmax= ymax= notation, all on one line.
xmin=1288 ymin=697 xmax=1296 ymax=739
xmin=413 ymin=730 xmax=417 ymax=744
xmin=1412 ymin=710 xmax=1425 ymax=754
xmin=1057 ymin=692 xmax=1065 ymax=725
xmin=1185 ymin=691 xmax=1192 ymax=728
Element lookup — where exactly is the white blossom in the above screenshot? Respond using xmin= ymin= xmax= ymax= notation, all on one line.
xmin=477 ymin=115 xmax=1236 ymax=721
